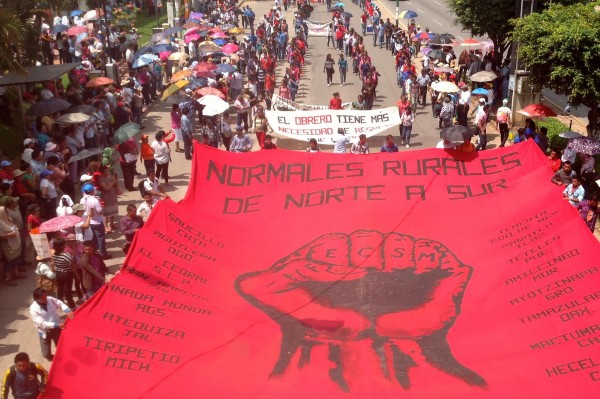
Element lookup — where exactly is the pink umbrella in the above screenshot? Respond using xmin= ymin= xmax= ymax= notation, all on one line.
xmin=184 ymin=27 xmax=200 ymax=36
xmin=66 ymin=25 xmax=87 ymax=36
xmin=185 ymin=34 xmax=201 ymax=44
xmin=39 ymin=215 xmax=83 ymax=233
xmin=159 ymin=51 xmax=171 ymax=61
xmin=221 ymin=43 xmax=239 ymax=54
xmin=210 ymin=31 xmax=228 ymax=39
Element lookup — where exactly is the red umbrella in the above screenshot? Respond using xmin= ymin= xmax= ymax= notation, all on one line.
xmin=196 ymin=87 xmax=226 ymax=99
xmin=460 ymin=38 xmax=481 ymax=47
xmin=517 ymin=103 xmax=557 ymax=118
xmin=194 ymin=62 xmax=217 ymax=72
xmin=39 ymin=215 xmax=83 ymax=233
xmin=184 ymin=27 xmax=200 ymax=36
xmin=194 ymin=70 xmax=215 ymax=78
xmin=66 ymin=26 xmax=87 ymax=36
xmin=86 ymin=77 xmax=114 ymax=88
xmin=159 ymin=51 xmax=171 ymax=61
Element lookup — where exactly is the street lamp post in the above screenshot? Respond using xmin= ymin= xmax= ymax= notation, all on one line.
xmin=395 ymin=0 xmax=399 ymax=27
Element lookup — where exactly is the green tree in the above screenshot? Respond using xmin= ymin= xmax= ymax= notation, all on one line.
xmin=445 ymin=0 xmax=515 ymax=65
xmin=512 ymin=1 xmax=600 ymax=137
xmin=0 ymin=8 xmax=27 ymax=73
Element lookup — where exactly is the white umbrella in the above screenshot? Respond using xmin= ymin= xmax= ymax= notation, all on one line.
xmin=198 ymin=95 xmax=229 ymax=116
xmin=470 ymin=71 xmax=498 ymax=83
xmin=56 ymin=112 xmax=91 ymax=124
xmin=431 ymin=81 xmax=460 ymax=93
xmin=83 ymin=10 xmax=97 ymax=21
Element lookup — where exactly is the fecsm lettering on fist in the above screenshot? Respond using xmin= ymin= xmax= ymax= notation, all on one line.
xmin=236 ymin=230 xmax=487 ymax=392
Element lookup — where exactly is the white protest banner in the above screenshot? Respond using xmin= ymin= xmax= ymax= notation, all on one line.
xmin=30 ymin=232 xmax=51 ymax=259
xmin=266 ymin=107 xmax=400 ymax=145
xmin=306 ymin=20 xmax=330 ymax=37
xmin=271 ymin=94 xmax=352 ymax=111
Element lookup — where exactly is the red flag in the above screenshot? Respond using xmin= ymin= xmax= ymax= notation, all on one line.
xmin=43 ymin=141 xmax=600 ymax=398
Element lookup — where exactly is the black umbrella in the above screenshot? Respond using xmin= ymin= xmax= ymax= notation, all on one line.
xmin=133 ymin=45 xmax=152 ymax=60
xmin=26 ymin=98 xmax=72 ymax=117
xmin=430 ymin=36 xmax=454 ymax=46
xmin=427 ymin=49 xmax=445 ymax=60
xmin=437 ymin=33 xmax=456 ymax=40
xmin=68 ymin=148 xmax=103 ymax=163
xmin=441 ymin=125 xmax=474 ymax=144
xmin=164 ymin=26 xmax=184 ymax=35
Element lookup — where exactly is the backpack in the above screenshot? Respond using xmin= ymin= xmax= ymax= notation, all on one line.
xmin=138 ymin=179 xmax=149 ymax=198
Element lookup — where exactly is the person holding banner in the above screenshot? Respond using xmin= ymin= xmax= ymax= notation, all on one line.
xmin=234 ymin=95 xmax=251 ymax=133
xmin=351 ymin=134 xmax=370 ymax=154
xmin=333 ymin=128 xmax=349 ymax=153
xmin=329 ymin=92 xmax=343 ymax=110
xmin=230 ymin=126 xmax=253 ymax=153
xmin=380 ymin=135 xmax=399 ymax=153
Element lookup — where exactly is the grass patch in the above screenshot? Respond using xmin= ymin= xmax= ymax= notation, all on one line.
xmin=135 ymin=10 xmax=169 ymax=45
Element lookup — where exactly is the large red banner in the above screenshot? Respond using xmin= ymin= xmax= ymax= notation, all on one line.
xmin=43 ymin=141 xmax=600 ymax=398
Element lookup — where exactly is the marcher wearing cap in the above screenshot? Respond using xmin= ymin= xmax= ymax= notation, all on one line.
xmin=22 ymin=139 xmax=36 ymax=163
xmin=230 ymin=125 xmax=253 ymax=153
xmin=80 ymin=181 xmax=111 ymax=259
xmin=0 ymin=160 xmax=14 ymax=183
xmin=496 ymin=98 xmax=512 ymax=147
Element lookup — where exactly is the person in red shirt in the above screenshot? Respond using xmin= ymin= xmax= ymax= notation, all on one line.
xmin=329 ymin=92 xmax=342 ymax=110
xmin=548 ymin=149 xmax=562 ymax=173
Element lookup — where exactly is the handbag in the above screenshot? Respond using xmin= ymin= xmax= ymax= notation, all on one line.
xmin=1 ymin=237 xmax=20 ymax=262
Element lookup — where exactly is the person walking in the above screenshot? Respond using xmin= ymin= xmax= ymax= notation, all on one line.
xmin=180 ymin=108 xmax=194 ymax=160
xmin=29 ymin=288 xmax=73 ymax=361
xmin=400 ymin=107 xmax=415 ymax=148
xmin=151 ymin=130 xmax=171 ymax=185
xmin=51 ymin=238 xmax=76 ymax=310
xmin=1 ymin=352 xmax=48 ymax=399
xmin=323 ymin=54 xmax=335 ymax=87
xmin=338 ymin=54 xmax=348 ymax=86
xmin=475 ymin=104 xmax=490 ymax=151
xmin=496 ymin=98 xmax=512 ymax=147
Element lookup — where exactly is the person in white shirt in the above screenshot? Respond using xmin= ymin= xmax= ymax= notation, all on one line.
xmin=29 ymin=287 xmax=73 ymax=361
xmin=80 ymin=183 xmax=110 ymax=259
xmin=151 ymin=130 xmax=171 ymax=184
xmin=137 ymin=192 xmax=158 ymax=220
xmin=333 ymin=128 xmax=349 ymax=153
xmin=457 ymin=83 xmax=471 ymax=126
xmin=142 ymin=170 xmax=170 ymax=201
xmin=496 ymin=98 xmax=512 ymax=147
xmin=351 ymin=134 xmax=370 ymax=154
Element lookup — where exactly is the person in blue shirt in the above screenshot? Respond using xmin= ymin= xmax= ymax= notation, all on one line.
xmin=380 ymin=135 xmax=399 ymax=152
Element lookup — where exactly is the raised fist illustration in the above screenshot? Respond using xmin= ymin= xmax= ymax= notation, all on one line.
xmin=236 ymin=231 xmax=487 ymax=391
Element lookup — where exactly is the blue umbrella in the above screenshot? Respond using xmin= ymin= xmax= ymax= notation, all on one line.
xmin=189 ymin=77 xmax=208 ymax=89
xmin=472 ymin=88 xmax=489 ymax=95
xmin=70 ymin=10 xmax=83 ymax=17
xmin=151 ymin=44 xmax=175 ymax=53
xmin=133 ymin=45 xmax=152 ymax=60
xmin=213 ymin=39 xmax=228 ymax=46
xmin=51 ymin=24 xmax=69 ymax=34
xmin=75 ymin=32 xmax=88 ymax=43
xmin=216 ymin=63 xmax=236 ymax=74
xmin=164 ymin=26 xmax=184 ymax=35
xmin=187 ymin=18 xmax=201 ymax=24
xmin=132 ymin=54 xmax=159 ymax=69
xmin=334 ymin=2 xmax=345 ymax=7
xmin=398 ymin=10 xmax=418 ymax=19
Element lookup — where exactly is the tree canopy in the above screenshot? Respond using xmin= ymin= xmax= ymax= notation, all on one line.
xmin=512 ymin=1 xmax=600 ymax=134
xmin=445 ymin=0 xmax=515 ymax=64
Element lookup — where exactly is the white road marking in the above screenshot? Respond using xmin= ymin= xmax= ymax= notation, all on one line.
xmin=417 ymin=8 xmax=424 ymax=13
xmin=432 ymin=18 xmax=442 ymax=26
xmin=433 ymin=0 xmax=442 ymax=5
xmin=457 ymin=36 xmax=464 ymax=41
